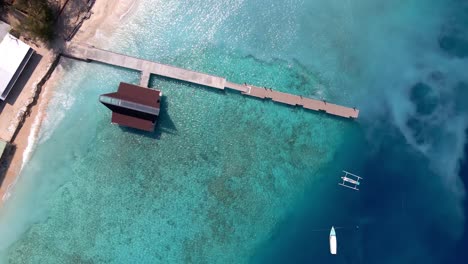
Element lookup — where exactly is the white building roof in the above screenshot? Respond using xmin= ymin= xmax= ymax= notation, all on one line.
xmin=0 ymin=21 xmax=33 ymax=100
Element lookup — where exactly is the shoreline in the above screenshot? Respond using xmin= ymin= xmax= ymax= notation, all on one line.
xmin=0 ymin=0 xmax=140 ymax=206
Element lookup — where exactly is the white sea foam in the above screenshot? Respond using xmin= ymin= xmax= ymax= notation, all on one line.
xmin=119 ymin=0 xmax=138 ymax=21
xmin=37 ymin=91 xmax=75 ymax=145
xmin=0 ymin=108 xmax=45 ymax=202
xmin=21 ymin=103 xmax=45 ymax=171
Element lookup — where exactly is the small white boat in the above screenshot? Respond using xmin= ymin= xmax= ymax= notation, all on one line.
xmin=330 ymin=226 xmax=337 ymax=255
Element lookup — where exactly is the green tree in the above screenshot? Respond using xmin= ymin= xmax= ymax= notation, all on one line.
xmin=14 ymin=0 xmax=55 ymax=43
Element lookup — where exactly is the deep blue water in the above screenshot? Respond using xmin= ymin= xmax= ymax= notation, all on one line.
xmin=254 ymin=1 xmax=468 ymax=263
xmin=448 ymin=130 xmax=468 ymax=264
xmin=0 ymin=0 xmax=467 ymax=263
xmin=256 ymin=127 xmax=468 ymax=264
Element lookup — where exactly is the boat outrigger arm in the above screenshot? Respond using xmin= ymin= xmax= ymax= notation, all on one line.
xmin=339 ymin=171 xmax=362 ymax=191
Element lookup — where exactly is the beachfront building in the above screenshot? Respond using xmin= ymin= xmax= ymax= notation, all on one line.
xmin=0 ymin=21 xmax=34 ymax=101
xmin=99 ymin=82 xmax=162 ymax=132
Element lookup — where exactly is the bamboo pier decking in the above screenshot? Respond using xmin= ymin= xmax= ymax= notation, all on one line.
xmin=63 ymin=42 xmax=359 ymax=119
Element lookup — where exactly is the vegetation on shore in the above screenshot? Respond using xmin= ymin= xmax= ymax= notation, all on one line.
xmin=0 ymin=1 xmax=5 ymax=14
xmin=2 ymin=0 xmax=56 ymax=43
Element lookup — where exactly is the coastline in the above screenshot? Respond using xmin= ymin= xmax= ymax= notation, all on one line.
xmin=74 ymin=0 xmax=139 ymax=44
xmin=0 ymin=0 xmax=140 ymax=207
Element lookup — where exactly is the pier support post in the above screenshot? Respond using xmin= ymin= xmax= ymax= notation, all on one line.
xmin=140 ymin=70 xmax=151 ymax=87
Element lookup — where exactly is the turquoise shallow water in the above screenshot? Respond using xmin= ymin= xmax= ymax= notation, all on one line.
xmin=1 ymin=0 xmax=468 ymax=263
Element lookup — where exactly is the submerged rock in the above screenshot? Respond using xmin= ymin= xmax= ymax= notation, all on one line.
xmin=439 ymin=36 xmax=468 ymax=58
xmin=409 ymin=82 xmax=439 ymax=116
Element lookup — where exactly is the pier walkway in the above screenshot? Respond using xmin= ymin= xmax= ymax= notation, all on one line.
xmin=63 ymin=42 xmax=359 ymax=119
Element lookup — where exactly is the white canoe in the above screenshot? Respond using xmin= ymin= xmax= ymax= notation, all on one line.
xmin=330 ymin=226 xmax=337 ymax=255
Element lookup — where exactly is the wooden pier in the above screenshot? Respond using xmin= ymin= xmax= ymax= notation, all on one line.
xmin=63 ymin=42 xmax=359 ymax=119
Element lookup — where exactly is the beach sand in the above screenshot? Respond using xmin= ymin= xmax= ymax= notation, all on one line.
xmin=0 ymin=0 xmax=140 ymax=206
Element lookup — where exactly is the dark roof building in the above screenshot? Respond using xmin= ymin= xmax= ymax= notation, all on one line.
xmin=99 ymin=82 xmax=162 ymax=132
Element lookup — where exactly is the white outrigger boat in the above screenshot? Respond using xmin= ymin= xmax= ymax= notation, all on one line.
xmin=339 ymin=170 xmax=363 ymax=191
xmin=330 ymin=226 xmax=337 ymax=255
